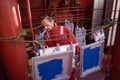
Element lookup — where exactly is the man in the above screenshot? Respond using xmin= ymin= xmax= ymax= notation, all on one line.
xmin=41 ymin=14 xmax=80 ymax=80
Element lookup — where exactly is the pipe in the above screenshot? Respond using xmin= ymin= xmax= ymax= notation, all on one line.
xmin=110 ymin=15 xmax=120 ymax=80
xmin=109 ymin=0 xmax=120 ymax=79
xmin=0 ymin=0 xmax=30 ymax=80
xmin=108 ymin=0 xmax=118 ymax=70
xmin=104 ymin=0 xmax=118 ymax=79
xmin=26 ymin=0 xmax=34 ymax=40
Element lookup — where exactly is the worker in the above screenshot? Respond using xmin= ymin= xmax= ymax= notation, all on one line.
xmin=40 ymin=14 xmax=80 ymax=80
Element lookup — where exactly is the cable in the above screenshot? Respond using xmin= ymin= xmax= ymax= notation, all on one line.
xmin=0 ymin=29 xmax=28 ymax=40
xmin=0 ymin=23 xmax=113 ymax=43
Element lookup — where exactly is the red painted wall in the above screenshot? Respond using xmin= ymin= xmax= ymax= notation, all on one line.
xmin=77 ymin=0 xmax=93 ymax=5
xmin=18 ymin=0 xmax=93 ymax=28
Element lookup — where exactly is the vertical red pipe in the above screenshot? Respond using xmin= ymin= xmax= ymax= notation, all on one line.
xmin=26 ymin=0 xmax=34 ymax=40
xmin=0 ymin=0 xmax=30 ymax=80
xmin=105 ymin=0 xmax=118 ymax=78
xmin=110 ymin=17 xmax=120 ymax=80
xmin=110 ymin=0 xmax=120 ymax=79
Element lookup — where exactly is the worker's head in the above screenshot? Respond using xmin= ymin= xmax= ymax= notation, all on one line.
xmin=41 ymin=15 xmax=55 ymax=31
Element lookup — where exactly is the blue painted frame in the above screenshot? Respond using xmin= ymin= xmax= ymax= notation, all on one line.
xmin=32 ymin=51 xmax=73 ymax=80
xmin=80 ymin=40 xmax=104 ymax=77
